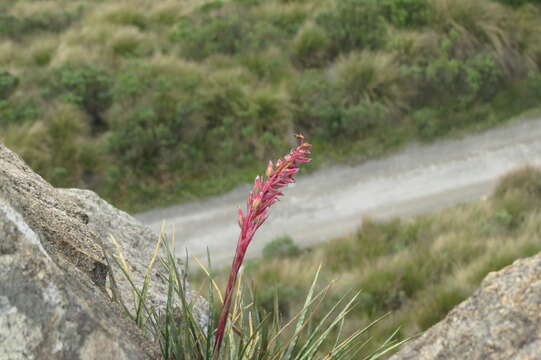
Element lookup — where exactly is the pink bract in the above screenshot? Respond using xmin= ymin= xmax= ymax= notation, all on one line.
xmin=214 ymin=134 xmax=312 ymax=356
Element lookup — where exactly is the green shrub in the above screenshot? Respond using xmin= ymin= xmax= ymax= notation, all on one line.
xmin=32 ymin=46 xmax=54 ymax=66
xmin=0 ymin=98 xmax=41 ymax=127
xmin=109 ymin=65 xmax=289 ymax=179
xmin=50 ymin=64 xmax=113 ymax=131
xmin=240 ymin=51 xmax=289 ymax=82
xmin=381 ymin=0 xmax=430 ymax=27
xmin=0 ymin=15 xmax=19 ymax=37
xmin=496 ymin=0 xmax=541 ymax=7
xmin=413 ymin=107 xmax=443 ymax=140
xmin=410 ymin=52 xmax=506 ymax=140
xmin=491 ymin=209 xmax=515 ymax=229
xmin=315 ymin=0 xmax=387 ymax=56
xmin=108 ymin=71 xmax=204 ymax=175
xmin=464 ymin=53 xmax=503 ymax=102
xmin=290 ymin=70 xmax=342 ymax=138
xmin=262 ymin=235 xmax=301 ymax=259
xmin=291 ymin=71 xmax=394 ymax=139
xmin=404 ymin=31 xmax=503 ymax=109
xmin=0 ymin=72 xmax=19 ymax=99
xmin=199 ymin=79 xmax=290 ymax=163
xmin=0 ymin=10 xmax=79 ymax=38
xmin=232 ymin=0 xmax=262 ymax=6
xmin=341 ymin=100 xmax=393 ymax=134
xmin=113 ymin=62 xmax=159 ymax=101
xmin=527 ymin=72 xmax=541 ymax=98
xmin=248 ymin=21 xmax=286 ymax=52
xmin=173 ymin=14 xmax=246 ymax=59
xmin=172 ymin=4 xmax=285 ymax=60
xmin=0 ymin=72 xmax=41 ymax=127
xmin=108 ymin=99 xmax=203 ymax=176
xmin=292 ymin=51 xmax=399 ymax=139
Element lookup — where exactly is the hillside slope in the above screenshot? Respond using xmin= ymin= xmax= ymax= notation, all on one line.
xmin=2 ymin=0 xmax=541 ymax=211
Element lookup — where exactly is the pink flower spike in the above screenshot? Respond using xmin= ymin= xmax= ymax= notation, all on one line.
xmin=213 ymin=135 xmax=312 ymax=357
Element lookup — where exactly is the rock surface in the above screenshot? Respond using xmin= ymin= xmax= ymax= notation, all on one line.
xmin=60 ymin=188 xmax=208 ymax=327
xmin=0 ymin=143 xmax=207 ymax=358
xmin=391 ymin=253 xmax=541 ymax=360
xmin=0 ymin=200 xmax=158 ymax=359
xmin=0 ymin=143 xmax=106 ymax=286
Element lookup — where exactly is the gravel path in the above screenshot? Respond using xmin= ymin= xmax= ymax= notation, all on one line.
xmin=135 ymin=115 xmax=541 ymax=266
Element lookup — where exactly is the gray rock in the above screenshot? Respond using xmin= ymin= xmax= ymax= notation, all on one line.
xmin=0 ymin=142 xmax=208 ymax=358
xmin=0 ymin=199 xmax=159 ymax=359
xmin=60 ymin=188 xmax=208 ymax=328
xmin=391 ymin=253 xmax=541 ymax=360
xmin=0 ymin=143 xmax=106 ymax=286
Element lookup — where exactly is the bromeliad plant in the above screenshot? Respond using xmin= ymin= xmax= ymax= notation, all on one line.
xmin=214 ymin=134 xmax=312 ymax=354
xmin=110 ymin=134 xmax=406 ymax=359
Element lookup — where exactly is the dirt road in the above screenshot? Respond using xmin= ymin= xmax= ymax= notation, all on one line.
xmin=135 ymin=115 xmax=541 ymax=266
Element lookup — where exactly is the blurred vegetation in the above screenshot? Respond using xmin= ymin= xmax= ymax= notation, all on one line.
xmin=193 ymin=167 xmax=541 ymax=356
xmin=2 ymin=0 xmax=541 ymax=211
xmin=262 ymin=234 xmax=302 ymax=259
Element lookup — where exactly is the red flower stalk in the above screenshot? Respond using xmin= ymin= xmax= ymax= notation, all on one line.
xmin=213 ymin=134 xmax=312 ymax=356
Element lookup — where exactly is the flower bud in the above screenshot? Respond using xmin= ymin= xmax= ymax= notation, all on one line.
xmin=252 ymin=197 xmax=261 ymax=210
xmin=265 ymin=161 xmax=274 ymax=177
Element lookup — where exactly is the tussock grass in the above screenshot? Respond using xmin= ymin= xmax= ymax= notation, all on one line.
xmin=111 ymin=234 xmax=406 ymax=359
xmin=329 ymin=51 xmax=404 ymax=108
xmin=2 ymin=0 xmax=541 ymax=211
